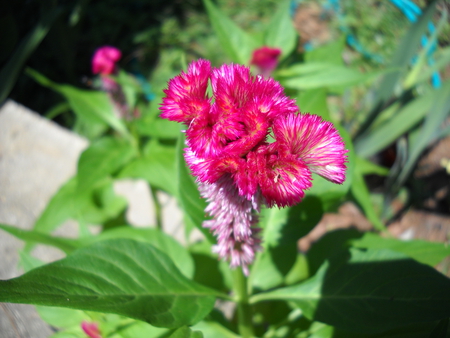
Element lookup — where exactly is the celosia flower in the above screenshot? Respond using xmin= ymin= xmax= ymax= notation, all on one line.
xmin=81 ymin=321 xmax=102 ymax=338
xmin=92 ymin=46 xmax=122 ymax=76
xmin=250 ymin=46 xmax=282 ymax=78
xmin=91 ymin=46 xmax=134 ymax=119
xmin=160 ymin=59 xmax=347 ymax=274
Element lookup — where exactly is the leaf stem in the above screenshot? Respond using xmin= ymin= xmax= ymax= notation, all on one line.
xmin=232 ymin=268 xmax=254 ymax=338
xmin=151 ymin=187 xmax=163 ymax=230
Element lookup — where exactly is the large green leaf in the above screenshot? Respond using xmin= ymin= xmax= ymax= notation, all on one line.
xmin=203 ymin=0 xmax=256 ymax=64
xmin=251 ymin=248 xmax=450 ymax=333
xmin=94 ymin=227 xmax=195 ymax=279
xmin=264 ymin=0 xmax=297 ymax=59
xmin=176 ymin=134 xmax=214 ymax=243
xmin=26 ymin=68 xmax=128 ymax=136
xmin=32 ymin=178 xmax=127 ymax=235
xmin=350 ymin=233 xmax=450 ymax=267
xmin=0 ymin=239 xmax=217 ymax=328
xmin=119 ymin=140 xmax=177 ymax=195
xmin=77 ymin=137 xmax=137 ymax=192
xmin=5 ymin=224 xmax=195 ymax=279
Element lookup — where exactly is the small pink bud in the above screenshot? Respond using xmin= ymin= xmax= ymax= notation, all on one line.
xmin=250 ymin=46 xmax=282 ymax=77
xmin=81 ymin=321 xmax=102 ymax=338
xmin=92 ymin=46 xmax=122 ymax=75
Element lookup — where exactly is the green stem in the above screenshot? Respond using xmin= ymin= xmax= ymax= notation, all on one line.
xmin=151 ymin=187 xmax=163 ymax=230
xmin=233 ymin=268 xmax=254 ymax=338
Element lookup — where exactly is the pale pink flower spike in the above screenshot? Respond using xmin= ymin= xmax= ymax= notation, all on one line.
xmin=160 ymin=59 xmax=348 ymax=274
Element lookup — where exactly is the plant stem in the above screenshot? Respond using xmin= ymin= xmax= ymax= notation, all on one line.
xmin=233 ymin=268 xmax=254 ymax=338
xmin=151 ymin=187 xmax=163 ymax=230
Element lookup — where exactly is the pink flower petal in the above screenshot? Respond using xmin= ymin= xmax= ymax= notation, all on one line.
xmin=81 ymin=321 xmax=102 ymax=338
xmin=273 ymin=113 xmax=348 ymax=184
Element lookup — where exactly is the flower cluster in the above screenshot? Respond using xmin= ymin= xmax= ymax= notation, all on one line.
xmin=160 ymin=59 xmax=347 ymax=273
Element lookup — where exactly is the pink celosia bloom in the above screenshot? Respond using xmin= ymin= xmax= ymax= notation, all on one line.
xmin=250 ymin=46 xmax=282 ymax=78
xmin=81 ymin=321 xmax=102 ymax=338
xmin=92 ymin=46 xmax=122 ymax=75
xmin=160 ymin=59 xmax=347 ymax=273
xmin=91 ymin=46 xmax=134 ymax=119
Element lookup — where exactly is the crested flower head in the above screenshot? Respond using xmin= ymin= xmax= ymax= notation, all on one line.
xmin=92 ymin=46 xmax=122 ymax=75
xmin=250 ymin=46 xmax=282 ymax=78
xmin=160 ymin=59 xmax=347 ymax=273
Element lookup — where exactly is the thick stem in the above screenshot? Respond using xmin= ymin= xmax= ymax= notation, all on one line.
xmin=233 ymin=268 xmax=254 ymax=338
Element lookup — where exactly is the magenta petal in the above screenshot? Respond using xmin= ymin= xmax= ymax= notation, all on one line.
xmin=273 ymin=113 xmax=348 ymax=184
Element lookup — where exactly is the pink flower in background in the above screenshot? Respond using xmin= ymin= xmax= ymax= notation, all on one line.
xmin=161 ymin=59 xmax=347 ymax=273
xmin=250 ymin=46 xmax=282 ymax=77
xmin=81 ymin=321 xmax=102 ymax=338
xmin=92 ymin=46 xmax=122 ymax=75
xmin=91 ymin=46 xmax=132 ymax=119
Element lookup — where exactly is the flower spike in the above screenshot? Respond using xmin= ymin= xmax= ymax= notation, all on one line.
xmin=160 ymin=59 xmax=348 ymax=274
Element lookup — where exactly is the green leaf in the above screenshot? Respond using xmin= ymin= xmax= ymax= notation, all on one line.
xmin=93 ymin=227 xmax=195 ymax=279
xmin=135 ymin=117 xmax=182 ymax=139
xmin=264 ymin=0 xmax=297 ymax=59
xmin=32 ymin=178 xmax=127 ymax=235
xmin=167 ymin=326 xmax=203 ymax=338
xmin=0 ymin=239 xmax=217 ymax=328
xmin=203 ymin=0 xmax=256 ymax=64
xmin=36 ymin=306 xmax=89 ymax=329
xmin=355 ymin=157 xmax=389 ymax=176
xmin=119 ymin=140 xmax=177 ymax=195
xmin=296 ymin=88 xmax=331 ymax=121
xmin=354 ymin=0 xmax=438 ymax=139
xmin=415 ymin=47 xmax=450 ymax=86
xmin=393 ymin=80 xmax=450 ymax=193
xmin=250 ymin=197 xmax=323 ymax=290
xmin=192 ymin=320 xmax=239 ymax=338
xmin=305 ymin=37 xmax=345 ymax=65
xmin=332 ymin=321 xmax=443 ymax=338
xmin=0 ymin=8 xmax=60 ymax=103
xmin=176 ymin=134 xmax=214 ymax=243
xmin=0 ymin=223 xmax=79 ymax=254
xmin=355 ymin=81 xmax=450 ymax=158
xmin=351 ymin=167 xmax=386 ymax=232
xmin=8 ymin=225 xmax=195 ymax=280
xmin=77 ymin=137 xmax=137 ymax=192
xmin=429 ymin=318 xmax=449 ymax=338
xmin=26 ymin=68 xmax=128 ymax=136
xmin=190 ymin=241 xmax=230 ymax=292
xmin=281 ymin=65 xmax=386 ymax=90
xmin=116 ymin=320 xmax=169 ymax=338
xmin=251 ymin=248 xmax=450 ymax=333
xmin=350 ymin=233 xmax=450 ymax=267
